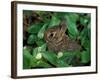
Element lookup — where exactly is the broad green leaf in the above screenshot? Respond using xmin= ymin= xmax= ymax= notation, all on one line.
xmin=57 ymin=60 xmax=69 ymax=67
xmin=35 ymin=60 xmax=52 ymax=68
xmin=32 ymin=44 xmax=47 ymax=57
xmin=80 ymin=13 xmax=91 ymax=26
xmin=30 ymin=57 xmax=38 ymax=68
xmin=67 ymin=13 xmax=79 ymax=22
xmin=80 ymin=28 xmax=90 ymax=49
xmin=23 ymin=48 xmax=33 ymax=69
xmin=36 ymin=39 xmax=45 ymax=46
xmin=38 ymin=43 xmax=47 ymax=52
xmin=74 ymin=50 xmax=81 ymax=59
xmin=59 ymin=51 xmax=81 ymax=66
xmin=60 ymin=52 xmax=75 ymax=64
xmin=65 ymin=15 xmax=79 ymax=38
xmin=80 ymin=17 xmax=88 ymax=26
xmin=32 ymin=47 xmax=38 ymax=57
xmin=81 ymin=50 xmax=90 ymax=63
xmin=31 ymin=44 xmax=47 ymax=68
xmin=79 ymin=26 xmax=90 ymax=49
xmin=42 ymin=51 xmax=57 ymax=66
xmin=37 ymin=23 xmax=48 ymax=39
xmin=68 ymin=32 xmax=76 ymax=40
xmin=48 ymin=16 xmax=60 ymax=28
xmin=56 ymin=12 xmax=68 ymax=19
xmin=27 ymin=34 xmax=37 ymax=44
xmin=27 ymin=23 xmax=43 ymax=34
xmin=79 ymin=28 xmax=88 ymax=39
xmin=82 ymin=38 xmax=90 ymax=49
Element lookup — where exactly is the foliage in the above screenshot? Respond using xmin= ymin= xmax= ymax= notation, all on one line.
xmin=23 ymin=10 xmax=91 ymax=69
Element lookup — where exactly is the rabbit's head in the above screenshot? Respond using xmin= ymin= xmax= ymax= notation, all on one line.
xmin=44 ymin=21 xmax=67 ymax=43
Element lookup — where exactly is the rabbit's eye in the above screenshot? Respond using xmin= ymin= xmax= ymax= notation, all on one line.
xmin=48 ymin=33 xmax=54 ymax=39
xmin=48 ymin=32 xmax=56 ymax=39
xmin=50 ymin=33 xmax=53 ymax=37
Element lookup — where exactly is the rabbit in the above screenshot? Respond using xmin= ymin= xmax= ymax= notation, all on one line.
xmin=44 ymin=21 xmax=81 ymax=53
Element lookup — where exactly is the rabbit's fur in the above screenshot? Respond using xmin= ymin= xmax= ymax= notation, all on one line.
xmin=44 ymin=21 xmax=81 ymax=53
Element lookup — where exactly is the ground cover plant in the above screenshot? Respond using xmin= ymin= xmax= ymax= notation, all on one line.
xmin=23 ymin=10 xmax=91 ymax=69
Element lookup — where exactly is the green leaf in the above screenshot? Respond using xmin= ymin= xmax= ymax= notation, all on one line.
xmin=68 ymin=32 xmax=76 ymax=40
xmin=56 ymin=12 xmax=68 ymax=19
xmin=27 ymin=23 xmax=43 ymax=34
xmin=59 ymin=51 xmax=81 ymax=66
xmin=67 ymin=13 xmax=79 ymax=22
xmin=48 ymin=16 xmax=60 ymax=28
xmin=80 ymin=14 xmax=90 ymax=26
xmin=23 ymin=48 xmax=33 ymax=69
xmin=80 ymin=28 xmax=88 ymax=39
xmin=80 ymin=28 xmax=90 ymax=49
xmin=32 ymin=47 xmax=38 ymax=57
xmin=60 ymin=52 xmax=75 ymax=64
xmin=81 ymin=50 xmax=90 ymax=63
xmin=80 ymin=17 xmax=88 ymax=26
xmin=82 ymin=38 xmax=90 ymax=49
xmin=37 ymin=23 xmax=48 ymax=39
xmin=57 ymin=60 xmax=69 ymax=67
xmin=35 ymin=60 xmax=52 ymax=68
xmin=36 ymin=39 xmax=45 ymax=46
xmin=38 ymin=43 xmax=47 ymax=52
xmin=42 ymin=51 xmax=57 ymax=66
xmin=30 ymin=57 xmax=38 ymax=68
xmin=65 ymin=15 xmax=79 ymax=38
xmin=32 ymin=44 xmax=47 ymax=57
xmin=27 ymin=34 xmax=37 ymax=44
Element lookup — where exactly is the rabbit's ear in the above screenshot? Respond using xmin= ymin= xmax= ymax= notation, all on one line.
xmin=59 ymin=20 xmax=67 ymax=33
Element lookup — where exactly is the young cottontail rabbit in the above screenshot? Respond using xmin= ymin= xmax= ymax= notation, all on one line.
xmin=44 ymin=21 xmax=81 ymax=53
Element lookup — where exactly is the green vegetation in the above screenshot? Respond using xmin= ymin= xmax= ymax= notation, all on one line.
xmin=23 ymin=10 xmax=91 ymax=69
